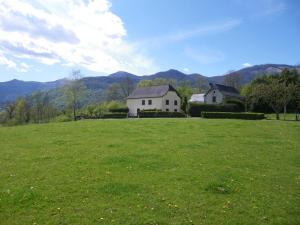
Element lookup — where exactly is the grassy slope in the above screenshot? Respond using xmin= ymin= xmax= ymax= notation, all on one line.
xmin=0 ymin=119 xmax=299 ymax=225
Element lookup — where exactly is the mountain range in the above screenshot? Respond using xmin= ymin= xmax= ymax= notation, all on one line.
xmin=0 ymin=64 xmax=299 ymax=108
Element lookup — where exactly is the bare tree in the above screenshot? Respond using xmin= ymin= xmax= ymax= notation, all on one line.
xmin=195 ymin=76 xmax=208 ymax=93
xmin=223 ymin=71 xmax=243 ymax=90
xmin=106 ymin=83 xmax=122 ymax=101
xmin=120 ymin=75 xmax=135 ymax=98
xmin=65 ymin=70 xmax=87 ymax=121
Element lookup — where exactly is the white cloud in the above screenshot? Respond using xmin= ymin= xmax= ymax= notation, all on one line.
xmin=183 ymin=68 xmax=190 ymax=73
xmin=185 ymin=47 xmax=225 ymax=64
xmin=19 ymin=62 xmax=30 ymax=73
xmin=0 ymin=51 xmax=30 ymax=72
xmin=257 ymin=0 xmax=286 ymax=17
xmin=140 ymin=19 xmax=242 ymax=47
xmin=234 ymin=0 xmax=287 ymax=18
xmin=242 ymin=62 xmax=252 ymax=67
xmin=0 ymin=0 xmax=157 ymax=75
xmin=0 ymin=53 xmax=17 ymax=69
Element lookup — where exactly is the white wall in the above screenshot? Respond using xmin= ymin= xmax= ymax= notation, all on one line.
xmin=205 ymin=89 xmax=223 ymax=104
xmin=161 ymin=91 xmax=181 ymax=112
xmin=127 ymin=97 xmax=162 ymax=116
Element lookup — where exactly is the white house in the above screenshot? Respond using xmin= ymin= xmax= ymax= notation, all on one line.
xmin=204 ymin=83 xmax=242 ymax=104
xmin=127 ymin=84 xmax=181 ymax=117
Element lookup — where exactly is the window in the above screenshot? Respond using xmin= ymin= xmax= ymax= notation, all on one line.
xmin=174 ymin=109 xmax=177 ymax=112
xmin=148 ymin=99 xmax=152 ymax=105
xmin=142 ymin=100 xmax=145 ymax=105
xmin=166 ymin=100 xmax=169 ymax=105
xmin=166 ymin=109 xmax=169 ymax=112
xmin=174 ymin=100 xmax=178 ymax=106
xmin=212 ymin=96 xmax=216 ymax=103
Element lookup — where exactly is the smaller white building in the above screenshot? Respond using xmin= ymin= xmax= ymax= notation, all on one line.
xmin=189 ymin=94 xmax=205 ymax=103
xmin=127 ymin=84 xmax=181 ymax=117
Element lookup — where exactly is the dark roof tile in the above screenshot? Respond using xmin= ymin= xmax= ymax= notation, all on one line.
xmin=213 ymin=84 xmax=239 ymax=94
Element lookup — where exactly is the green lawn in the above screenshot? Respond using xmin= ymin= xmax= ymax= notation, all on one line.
xmin=0 ymin=119 xmax=299 ymax=225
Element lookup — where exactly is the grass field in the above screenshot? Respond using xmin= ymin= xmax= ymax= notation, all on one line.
xmin=0 ymin=119 xmax=300 ymax=225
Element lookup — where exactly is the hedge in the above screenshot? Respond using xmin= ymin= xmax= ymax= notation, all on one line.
xmin=201 ymin=112 xmax=265 ymax=120
xmin=188 ymin=103 xmax=242 ymax=117
xmin=138 ymin=111 xmax=186 ymax=118
xmin=109 ymin=107 xmax=129 ymax=113
xmin=101 ymin=113 xmax=128 ymax=119
xmin=79 ymin=113 xmax=128 ymax=119
xmin=140 ymin=109 xmax=162 ymax=112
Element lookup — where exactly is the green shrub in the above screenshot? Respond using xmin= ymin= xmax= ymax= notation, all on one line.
xmin=188 ymin=103 xmax=242 ymax=117
xmin=201 ymin=112 xmax=265 ymax=120
xmin=52 ymin=115 xmax=72 ymax=122
xmin=138 ymin=111 xmax=186 ymax=118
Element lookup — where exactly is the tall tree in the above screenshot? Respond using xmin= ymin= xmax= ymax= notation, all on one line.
xmin=31 ymin=91 xmax=44 ymax=123
xmin=15 ymin=98 xmax=30 ymax=124
xmin=177 ymin=82 xmax=194 ymax=100
xmin=181 ymin=96 xmax=188 ymax=114
xmin=279 ymin=69 xmax=300 ymax=119
xmin=4 ymin=101 xmax=16 ymax=120
xmin=65 ymin=70 xmax=87 ymax=121
xmin=251 ymin=76 xmax=298 ymax=120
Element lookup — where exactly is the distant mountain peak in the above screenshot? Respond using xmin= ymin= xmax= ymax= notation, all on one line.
xmin=109 ymin=71 xmax=137 ymax=78
xmin=9 ymin=79 xmax=22 ymax=82
xmin=166 ymin=69 xmax=183 ymax=73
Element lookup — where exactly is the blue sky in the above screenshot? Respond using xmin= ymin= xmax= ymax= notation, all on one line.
xmin=0 ymin=0 xmax=299 ymax=82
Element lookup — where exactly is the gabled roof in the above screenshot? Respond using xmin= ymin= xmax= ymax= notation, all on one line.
xmin=127 ymin=84 xmax=180 ymax=99
xmin=205 ymin=83 xmax=241 ymax=98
